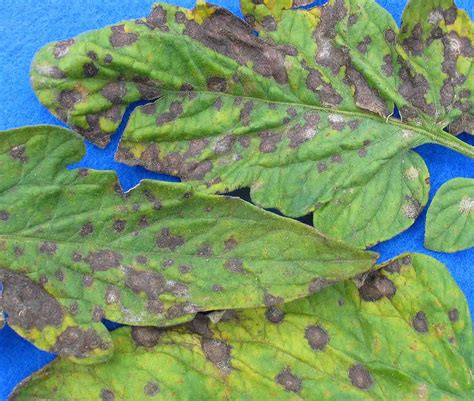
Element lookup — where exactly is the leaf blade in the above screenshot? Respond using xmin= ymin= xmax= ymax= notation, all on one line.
xmin=425 ymin=177 xmax=474 ymax=252
xmin=30 ymin=0 xmax=474 ymax=249
xmin=0 ymin=125 xmax=376 ymax=361
xmin=10 ymin=254 xmax=473 ymax=400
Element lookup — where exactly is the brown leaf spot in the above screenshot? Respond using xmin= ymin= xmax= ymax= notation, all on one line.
xmin=83 ymin=62 xmax=98 ymax=77
xmin=358 ymin=271 xmax=396 ymax=302
xmin=53 ymin=38 xmax=74 ymax=58
xmin=39 ymin=241 xmax=57 ymax=255
xmin=275 ymin=368 xmax=302 ymax=393
xmin=101 ymin=389 xmax=115 ymax=401
xmin=101 ymin=81 xmax=127 ymax=104
xmin=165 ymin=302 xmax=199 ymax=319
xmin=110 ymin=24 xmax=138 ymax=48
xmin=156 ymin=228 xmax=185 ymax=251
xmin=104 ymin=54 xmax=113 ymax=64
xmin=402 ymin=196 xmax=421 ymax=219
xmin=384 ymin=28 xmax=396 ymax=44
xmin=207 ymin=76 xmax=228 ymax=92
xmin=265 ymin=306 xmax=284 ymax=324
xmin=264 ymin=293 xmax=284 ymax=307
xmin=357 ymin=36 xmax=372 ymax=54
xmin=259 ymin=131 xmax=281 ymax=153
xmin=213 ymin=97 xmax=223 ymax=111
xmin=0 ymin=211 xmax=9 ymax=221
xmin=181 ymin=8 xmax=290 ymax=84
xmin=308 ymin=278 xmax=335 ymax=294
xmin=2 ymin=270 xmax=64 ymax=330
xmin=212 ymin=284 xmax=223 ymax=292
xmin=69 ymin=302 xmax=79 ymax=315
xmin=144 ymin=382 xmax=160 ymax=396
xmin=105 ymin=286 xmax=121 ymax=305
xmin=317 ymin=162 xmax=327 ymax=173
xmin=113 ymin=220 xmax=126 ymax=233
xmin=224 ymin=258 xmax=244 ymax=273
xmin=55 ymin=269 xmax=64 ymax=282
xmin=444 ymin=7 xmax=457 ymax=25
xmin=141 ymin=5 xmax=169 ymax=31
xmin=179 ymin=265 xmax=191 ymax=274
xmin=132 ymin=326 xmax=162 ymax=348
xmin=196 ymin=244 xmax=213 ymax=257
xmin=413 ymin=311 xmax=428 ymax=333
xmin=80 ymin=223 xmax=94 ymax=236
xmin=224 ymin=237 xmax=239 ymax=251
xmin=448 ymin=308 xmax=459 ymax=322
xmin=382 ymin=54 xmax=393 ymax=76
xmin=87 ymin=250 xmax=122 ymax=271
xmin=10 ymin=145 xmax=28 ymax=163
xmin=53 ymin=327 xmax=108 ymax=358
xmin=125 ymin=269 xmax=165 ymax=298
xmin=201 ymin=338 xmax=232 ymax=374
xmin=240 ymin=101 xmax=254 ymax=126
xmin=348 ymin=364 xmax=373 ymax=390
xmin=348 ymin=14 xmax=358 ymax=25
xmin=92 ymin=306 xmax=104 ymax=322
xmin=156 ymin=101 xmax=183 ymax=125
xmin=261 ymin=15 xmax=277 ymax=31
xmin=14 ymin=247 xmax=24 ymax=257
xmin=305 ymin=325 xmax=329 ymax=351
xmin=83 ymin=274 xmax=94 ymax=287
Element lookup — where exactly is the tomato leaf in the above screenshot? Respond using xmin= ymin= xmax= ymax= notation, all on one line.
xmin=30 ymin=0 xmax=473 ymax=249
xmin=10 ymin=253 xmax=473 ymax=400
xmin=425 ymin=177 xmax=474 ymax=252
xmin=0 ymin=125 xmax=376 ymax=362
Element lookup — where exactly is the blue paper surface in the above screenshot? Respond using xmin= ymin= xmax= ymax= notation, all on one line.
xmin=0 ymin=0 xmax=472 ymax=398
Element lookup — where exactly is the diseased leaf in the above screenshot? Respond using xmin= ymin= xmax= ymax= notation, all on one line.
xmin=10 ymin=254 xmax=473 ymax=400
xmin=425 ymin=177 xmax=474 ymax=252
xmin=0 ymin=125 xmax=376 ymax=362
xmin=30 ymin=0 xmax=474 ymax=249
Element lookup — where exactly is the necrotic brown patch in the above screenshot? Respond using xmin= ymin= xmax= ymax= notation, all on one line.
xmin=275 ymin=368 xmax=302 ymax=393
xmin=448 ymin=308 xmax=459 ymax=322
xmin=207 ymin=76 xmax=228 ymax=92
xmin=86 ymin=250 xmax=122 ymax=271
xmin=101 ymin=389 xmax=115 ymax=401
xmin=358 ymin=271 xmax=396 ymax=302
xmin=196 ymin=244 xmax=213 ymax=257
xmin=224 ymin=258 xmax=244 ymax=273
xmin=53 ymin=38 xmax=75 ymax=58
xmin=110 ymin=24 xmax=138 ymax=48
xmin=144 ymin=381 xmax=160 ymax=396
xmin=305 ymin=325 xmax=329 ymax=351
xmin=265 ymin=306 xmax=284 ymax=324
xmin=201 ymin=338 xmax=232 ymax=374
xmin=412 ymin=311 xmax=428 ymax=333
xmin=80 ymin=223 xmax=94 ymax=236
xmin=125 ymin=269 xmax=165 ymax=298
xmin=348 ymin=364 xmax=373 ymax=390
xmin=10 ymin=145 xmax=28 ymax=163
xmin=53 ymin=327 xmax=108 ymax=358
xmin=39 ymin=241 xmax=57 ymax=255
xmin=105 ymin=286 xmax=121 ymax=305
xmin=101 ymin=81 xmax=127 ymax=104
xmin=132 ymin=326 xmax=162 ymax=347
xmin=156 ymin=228 xmax=185 ymax=251
xmin=2 ymin=270 xmax=64 ymax=330
xmin=264 ymin=293 xmax=284 ymax=307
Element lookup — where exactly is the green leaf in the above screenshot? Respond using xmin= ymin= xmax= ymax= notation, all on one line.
xmin=30 ymin=0 xmax=473 ymax=249
xmin=0 ymin=125 xmax=376 ymax=362
xmin=10 ymin=254 xmax=473 ymax=400
xmin=425 ymin=177 xmax=474 ymax=252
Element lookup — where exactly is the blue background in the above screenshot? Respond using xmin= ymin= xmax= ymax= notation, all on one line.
xmin=0 ymin=0 xmax=472 ymax=398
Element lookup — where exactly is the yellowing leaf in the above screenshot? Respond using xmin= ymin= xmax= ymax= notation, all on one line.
xmin=10 ymin=254 xmax=473 ymax=400
xmin=30 ymin=0 xmax=473 ymax=249
xmin=0 ymin=125 xmax=375 ymax=362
